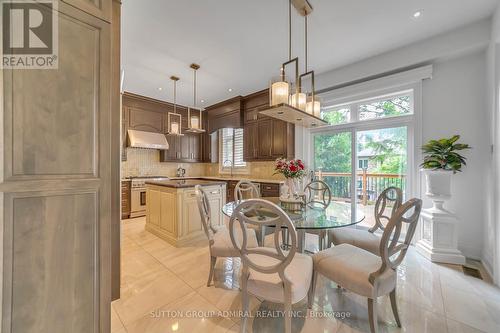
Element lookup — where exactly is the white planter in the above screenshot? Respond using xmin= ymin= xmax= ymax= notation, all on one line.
xmin=422 ymin=169 xmax=453 ymax=203
xmin=416 ymin=168 xmax=465 ymax=265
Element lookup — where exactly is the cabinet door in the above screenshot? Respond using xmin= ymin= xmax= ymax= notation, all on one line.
xmin=180 ymin=135 xmax=191 ymax=160
xmin=1 ymin=3 xmax=113 ymax=332
xmin=271 ymin=120 xmax=287 ymax=158
xmin=243 ymin=122 xmax=258 ymax=161
xmin=160 ymin=135 xmax=179 ymax=161
xmin=191 ymin=134 xmax=201 ymax=161
xmin=257 ymin=119 xmax=273 ymax=159
xmin=182 ymin=191 xmax=203 ymax=235
xmin=128 ymin=107 xmax=163 ymax=133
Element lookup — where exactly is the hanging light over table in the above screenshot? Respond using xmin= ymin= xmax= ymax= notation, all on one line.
xmin=167 ymin=76 xmax=183 ymax=136
xmin=260 ymin=0 xmax=327 ymax=128
xmin=186 ymin=63 xmax=206 ymax=133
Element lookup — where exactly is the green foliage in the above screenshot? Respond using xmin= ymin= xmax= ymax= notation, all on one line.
xmin=322 ymin=108 xmax=349 ymax=125
xmin=314 ymin=132 xmax=351 ymax=173
xmin=365 ymin=127 xmax=407 ymax=174
xmin=359 ymin=96 xmax=410 ymax=119
xmin=420 ymin=135 xmax=471 ymax=173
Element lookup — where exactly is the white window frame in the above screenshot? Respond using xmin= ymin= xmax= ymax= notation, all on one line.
xmin=218 ymin=128 xmax=249 ymax=175
xmin=309 ymin=82 xmax=423 ymax=232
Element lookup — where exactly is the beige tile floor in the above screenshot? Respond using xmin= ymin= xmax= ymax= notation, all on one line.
xmin=112 ymin=217 xmax=500 ymax=333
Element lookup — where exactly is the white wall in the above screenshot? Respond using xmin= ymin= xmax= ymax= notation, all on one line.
xmin=307 ymin=18 xmax=494 ymax=265
xmin=485 ymin=3 xmax=500 ymax=284
xmin=422 ymin=51 xmax=489 ymax=259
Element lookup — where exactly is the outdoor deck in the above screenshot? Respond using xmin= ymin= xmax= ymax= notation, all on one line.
xmin=316 ymin=170 xmax=406 ymax=228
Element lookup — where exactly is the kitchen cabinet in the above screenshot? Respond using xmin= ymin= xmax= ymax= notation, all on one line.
xmin=257 ymin=118 xmax=273 ymax=159
xmin=121 ymin=180 xmax=131 ymax=219
xmin=205 ymin=96 xmax=243 ymax=133
xmin=261 ymin=183 xmax=280 ymax=197
xmin=242 ymin=90 xmax=295 ymax=161
xmin=243 ymin=122 xmax=258 ymax=160
xmin=145 ymin=183 xmax=226 ymax=246
xmin=160 ymin=133 xmax=201 ymax=162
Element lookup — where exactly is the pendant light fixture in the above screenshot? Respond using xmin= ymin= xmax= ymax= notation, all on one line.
xmin=186 ymin=63 xmax=206 ymax=133
xmin=261 ymin=0 xmax=327 ymax=128
xmin=166 ymin=76 xmax=183 ymax=136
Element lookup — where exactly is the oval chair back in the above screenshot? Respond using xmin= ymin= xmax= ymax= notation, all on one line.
xmin=229 ymin=199 xmax=297 ymax=275
xmin=369 ymin=186 xmax=403 ymax=233
xmin=234 ymin=180 xmax=260 ymax=202
xmin=195 ymin=185 xmax=215 ymax=245
xmin=369 ymin=198 xmax=422 ymax=285
xmin=304 ymin=180 xmax=332 ymax=209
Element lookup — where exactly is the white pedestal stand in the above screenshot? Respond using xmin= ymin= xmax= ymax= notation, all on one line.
xmin=416 ymin=200 xmax=465 ymax=265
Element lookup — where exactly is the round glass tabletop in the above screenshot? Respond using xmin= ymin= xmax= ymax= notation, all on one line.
xmin=222 ymin=197 xmax=365 ymax=230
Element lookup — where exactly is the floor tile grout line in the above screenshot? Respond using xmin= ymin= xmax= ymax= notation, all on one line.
xmin=110 ymin=302 xmax=128 ymax=333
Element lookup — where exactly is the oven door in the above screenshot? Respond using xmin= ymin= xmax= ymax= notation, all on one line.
xmin=130 ymin=188 xmax=147 ymax=217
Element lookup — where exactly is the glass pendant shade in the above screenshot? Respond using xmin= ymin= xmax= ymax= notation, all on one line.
xmin=306 ymin=95 xmax=321 ymax=117
xmin=167 ymin=111 xmax=182 ymax=135
xmin=270 ymin=76 xmax=290 ymax=106
xmin=190 ymin=115 xmax=199 ymax=129
xmin=171 ymin=122 xmax=179 ymax=134
xmin=290 ymin=91 xmax=307 ymax=111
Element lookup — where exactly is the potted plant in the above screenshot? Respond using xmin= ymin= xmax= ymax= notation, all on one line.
xmin=274 ymin=158 xmax=306 ymax=198
xmin=420 ymin=135 xmax=470 ymax=204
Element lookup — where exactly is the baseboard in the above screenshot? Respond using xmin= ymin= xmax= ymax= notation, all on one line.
xmin=480 ymin=259 xmax=495 ymax=284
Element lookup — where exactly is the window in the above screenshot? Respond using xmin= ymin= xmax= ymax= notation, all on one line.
xmin=358 ymin=159 xmax=369 ymax=170
xmin=220 ymin=128 xmax=247 ymax=173
xmin=321 ymin=106 xmax=350 ymax=125
xmin=312 ymin=88 xmax=415 ymax=230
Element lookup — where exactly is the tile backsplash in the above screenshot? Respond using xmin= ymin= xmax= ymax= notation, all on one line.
xmin=122 ymin=148 xmax=283 ymax=181
xmin=121 ymin=148 xmax=207 ymax=178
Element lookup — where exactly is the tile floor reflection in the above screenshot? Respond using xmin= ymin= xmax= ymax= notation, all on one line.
xmin=112 ymin=217 xmax=500 ymax=333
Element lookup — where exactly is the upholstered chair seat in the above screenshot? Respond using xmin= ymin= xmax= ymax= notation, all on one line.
xmin=313 ymin=244 xmax=395 ymax=297
xmin=329 ymin=228 xmax=381 ymax=256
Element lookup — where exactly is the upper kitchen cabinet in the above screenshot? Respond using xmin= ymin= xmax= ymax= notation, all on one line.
xmin=122 ymin=92 xmax=167 ymax=134
xmin=205 ymin=96 xmax=243 ymax=133
xmin=242 ymin=90 xmax=295 ymax=161
xmin=62 ymin=0 xmax=112 ymax=22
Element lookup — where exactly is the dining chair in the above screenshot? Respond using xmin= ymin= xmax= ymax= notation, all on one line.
xmin=229 ymin=199 xmax=313 ymax=333
xmin=304 ymin=180 xmax=332 ymax=251
xmin=234 ymin=180 xmax=260 ymax=201
xmin=234 ymin=180 xmax=273 ymax=246
xmin=195 ymin=185 xmax=259 ymax=286
xmin=328 ymin=186 xmax=403 ymax=255
xmin=310 ymin=198 xmax=422 ymax=333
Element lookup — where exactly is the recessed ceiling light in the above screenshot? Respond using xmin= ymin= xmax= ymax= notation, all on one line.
xmin=158 ymin=87 xmax=163 ymax=91
xmin=413 ymin=11 xmax=422 ymax=19
xmin=228 ymin=88 xmax=233 ymax=92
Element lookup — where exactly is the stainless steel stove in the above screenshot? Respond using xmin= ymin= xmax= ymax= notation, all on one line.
xmin=130 ymin=176 xmax=169 ymax=217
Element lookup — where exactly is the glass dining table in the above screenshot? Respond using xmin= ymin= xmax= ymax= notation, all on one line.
xmin=222 ymin=197 xmax=365 ymax=253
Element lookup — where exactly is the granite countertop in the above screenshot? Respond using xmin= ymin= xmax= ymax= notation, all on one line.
xmin=145 ymin=179 xmax=227 ymax=188
xmin=170 ymin=176 xmax=283 ymax=184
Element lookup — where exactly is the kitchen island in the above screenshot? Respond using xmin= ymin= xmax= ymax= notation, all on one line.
xmin=145 ymin=179 xmax=227 ymax=246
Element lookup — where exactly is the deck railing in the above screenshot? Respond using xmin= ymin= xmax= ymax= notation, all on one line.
xmin=315 ymin=170 xmax=406 ymax=205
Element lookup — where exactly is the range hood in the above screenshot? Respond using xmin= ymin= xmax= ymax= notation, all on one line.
xmin=127 ymin=130 xmax=169 ymax=149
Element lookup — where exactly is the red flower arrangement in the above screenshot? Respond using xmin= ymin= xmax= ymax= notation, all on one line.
xmin=274 ymin=158 xmax=306 ymax=179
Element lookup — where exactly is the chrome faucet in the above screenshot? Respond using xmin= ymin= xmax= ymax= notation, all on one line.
xmin=176 ymin=166 xmax=186 ymax=178
xmin=223 ymin=159 xmax=233 ymax=178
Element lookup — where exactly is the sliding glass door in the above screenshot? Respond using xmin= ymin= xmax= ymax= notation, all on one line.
xmin=312 ymin=88 xmax=415 ymax=228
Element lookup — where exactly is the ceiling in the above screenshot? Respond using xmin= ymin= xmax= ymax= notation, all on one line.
xmin=122 ymin=0 xmax=498 ymax=107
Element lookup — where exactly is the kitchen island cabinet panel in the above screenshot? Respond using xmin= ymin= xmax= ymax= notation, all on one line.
xmin=145 ymin=182 xmax=226 ymax=246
